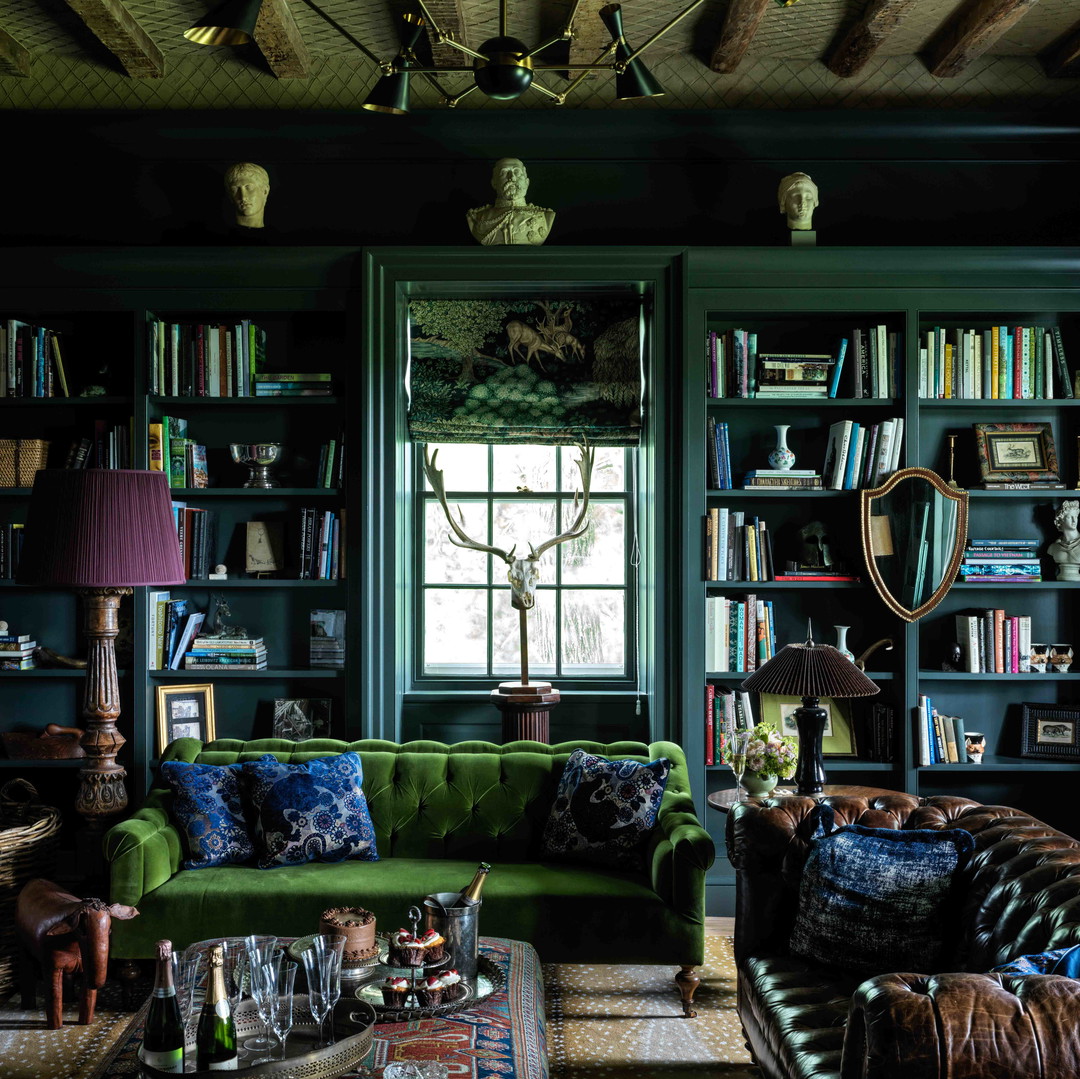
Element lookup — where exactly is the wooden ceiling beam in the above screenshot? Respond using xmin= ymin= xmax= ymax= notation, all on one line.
xmin=0 ymin=27 xmax=31 ymax=76
xmin=422 ymin=0 xmax=472 ymax=69
xmin=62 ymin=0 xmax=164 ymax=78
xmin=826 ymin=0 xmax=918 ymax=78
xmin=1040 ymin=19 xmax=1080 ymax=78
xmin=254 ymin=0 xmax=311 ymax=78
xmin=710 ymin=0 xmax=771 ymax=74
xmin=922 ymin=0 xmax=1040 ymax=79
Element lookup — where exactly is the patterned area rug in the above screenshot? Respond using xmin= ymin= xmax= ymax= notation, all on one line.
xmin=0 ymin=934 xmax=755 ymax=1078
xmin=545 ymin=934 xmax=756 ymax=1078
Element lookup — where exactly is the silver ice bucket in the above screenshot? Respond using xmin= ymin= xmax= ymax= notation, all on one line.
xmin=423 ymin=893 xmax=481 ymax=983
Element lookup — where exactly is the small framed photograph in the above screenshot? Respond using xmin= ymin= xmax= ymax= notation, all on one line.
xmin=758 ymin=693 xmax=857 ymax=757
xmin=1020 ymin=702 xmax=1080 ymax=762
xmin=973 ymin=422 xmax=1060 ymax=484
xmin=272 ymin=698 xmax=331 ymax=741
xmin=156 ymin=684 xmax=216 ymax=753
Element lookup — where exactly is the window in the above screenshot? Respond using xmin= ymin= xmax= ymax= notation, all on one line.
xmin=416 ymin=442 xmax=636 ymax=685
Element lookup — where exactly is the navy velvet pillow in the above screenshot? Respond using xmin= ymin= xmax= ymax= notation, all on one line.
xmin=241 ymin=751 xmax=379 ymax=869
xmin=789 ymin=822 xmax=974 ymax=976
xmin=162 ymin=755 xmax=274 ymax=870
xmin=540 ymin=748 xmax=670 ymax=871
xmin=992 ymin=943 xmax=1080 ymax=977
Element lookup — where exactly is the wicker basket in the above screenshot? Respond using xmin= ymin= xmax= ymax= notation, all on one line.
xmin=0 ymin=439 xmax=50 ymax=487
xmin=0 ymin=778 xmax=62 ymax=1003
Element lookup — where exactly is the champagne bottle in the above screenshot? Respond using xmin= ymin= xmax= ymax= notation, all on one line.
xmin=453 ymin=862 xmax=492 ymax=907
xmin=141 ymin=939 xmax=185 ymax=1073
xmin=196 ymin=944 xmax=238 ymax=1071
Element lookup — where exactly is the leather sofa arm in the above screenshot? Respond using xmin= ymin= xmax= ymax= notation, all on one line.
xmin=842 ymin=971 xmax=1080 ymax=1079
xmin=103 ymin=790 xmax=184 ymax=908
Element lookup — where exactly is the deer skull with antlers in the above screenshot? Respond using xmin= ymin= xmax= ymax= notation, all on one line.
xmin=423 ymin=441 xmax=595 ymax=615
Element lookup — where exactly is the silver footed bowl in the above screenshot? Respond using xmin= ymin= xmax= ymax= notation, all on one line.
xmin=229 ymin=442 xmax=284 ymax=488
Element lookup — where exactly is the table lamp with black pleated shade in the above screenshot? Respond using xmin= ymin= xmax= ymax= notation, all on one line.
xmin=17 ymin=470 xmax=185 ymax=836
xmin=741 ymin=626 xmax=879 ymax=796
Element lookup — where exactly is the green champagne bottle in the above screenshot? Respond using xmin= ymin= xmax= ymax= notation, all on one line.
xmin=141 ymin=939 xmax=185 ymax=1073
xmin=196 ymin=944 xmax=238 ymax=1071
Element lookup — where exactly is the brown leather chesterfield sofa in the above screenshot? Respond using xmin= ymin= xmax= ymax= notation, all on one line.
xmin=726 ymin=791 xmax=1080 ymax=1079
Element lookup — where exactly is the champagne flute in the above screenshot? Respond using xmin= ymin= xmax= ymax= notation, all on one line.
xmin=269 ymin=961 xmax=297 ymax=1061
xmin=299 ymin=933 xmax=346 ymax=1050
xmin=244 ymin=936 xmax=281 ymax=1056
xmin=727 ymin=729 xmax=752 ymax=802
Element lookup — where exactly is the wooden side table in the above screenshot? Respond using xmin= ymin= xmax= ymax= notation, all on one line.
xmin=707 ymin=784 xmax=906 ymax=813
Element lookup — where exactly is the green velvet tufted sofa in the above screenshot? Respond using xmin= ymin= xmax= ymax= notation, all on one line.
xmin=104 ymin=737 xmax=715 ymax=1014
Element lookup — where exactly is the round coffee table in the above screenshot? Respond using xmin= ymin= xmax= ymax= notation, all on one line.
xmin=707 ymin=783 xmax=906 ymax=813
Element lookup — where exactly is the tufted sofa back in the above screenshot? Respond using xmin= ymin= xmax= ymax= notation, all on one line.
xmin=726 ymin=793 xmax=1080 ymax=972
xmin=162 ymin=736 xmax=685 ymax=863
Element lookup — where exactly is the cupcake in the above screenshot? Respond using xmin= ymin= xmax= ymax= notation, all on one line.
xmin=416 ymin=974 xmax=444 ymax=1007
xmin=439 ymin=968 xmax=462 ymax=994
xmin=381 ymin=975 xmax=410 ymax=1007
xmin=387 ymin=928 xmax=425 ymax=967
xmin=418 ymin=928 xmax=446 ymax=964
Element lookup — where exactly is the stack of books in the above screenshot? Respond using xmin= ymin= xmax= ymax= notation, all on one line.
xmin=310 ymin=609 xmax=346 ymax=668
xmin=254 ymin=373 xmax=333 ymax=396
xmin=822 ymin=417 xmax=903 ymax=490
xmin=706 ymin=418 xmax=732 ymax=489
xmin=0 ymin=632 xmax=36 ymax=670
xmin=704 ymin=595 xmax=775 ymax=673
xmin=754 ymin=354 xmax=835 ymax=398
xmin=917 ymin=694 xmax=969 ymax=766
xmin=742 ymin=468 xmax=822 ymax=490
xmin=184 ymin=635 xmax=267 ymax=670
xmin=958 ymin=539 xmax=1042 ymax=583
xmin=954 ymin=607 xmax=1033 ymax=672
xmin=703 ymin=683 xmax=753 ymax=765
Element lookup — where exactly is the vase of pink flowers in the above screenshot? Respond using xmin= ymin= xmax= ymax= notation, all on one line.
xmin=724 ymin=722 xmax=798 ymax=796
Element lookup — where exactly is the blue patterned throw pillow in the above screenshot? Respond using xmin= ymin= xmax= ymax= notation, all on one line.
xmin=789 ymin=823 xmax=974 ymax=976
xmin=541 ymin=748 xmax=670 ymax=871
xmin=241 ymin=752 xmax=379 ymax=869
xmin=162 ymin=756 xmax=274 ymax=870
xmin=992 ymin=943 xmax=1080 ymax=977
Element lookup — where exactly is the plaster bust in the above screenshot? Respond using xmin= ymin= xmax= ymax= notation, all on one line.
xmin=467 ymin=157 xmax=554 ymax=246
xmin=1049 ymin=499 xmax=1080 ymax=580
xmin=224 ymin=162 xmax=270 ymax=230
xmin=778 ymin=171 xmax=819 ymax=231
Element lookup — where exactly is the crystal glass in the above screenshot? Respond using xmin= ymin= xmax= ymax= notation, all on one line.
xmin=169 ymin=949 xmax=200 ymax=1031
xmin=243 ymin=936 xmax=281 ymax=1056
xmin=727 ymin=729 xmax=753 ymax=802
xmin=299 ymin=933 xmax=346 ymax=1049
xmin=268 ymin=961 xmax=297 ymax=1061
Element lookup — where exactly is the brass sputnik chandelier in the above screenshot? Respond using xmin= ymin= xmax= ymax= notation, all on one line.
xmin=184 ymin=0 xmax=707 ymax=113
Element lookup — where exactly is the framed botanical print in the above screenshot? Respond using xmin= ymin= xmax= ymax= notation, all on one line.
xmin=156 ymin=684 xmax=216 ymax=753
xmin=758 ymin=693 xmax=857 ymax=757
xmin=973 ymin=422 xmax=1060 ymax=484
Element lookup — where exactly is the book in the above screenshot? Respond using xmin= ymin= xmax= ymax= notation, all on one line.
xmin=148 ymin=589 xmax=170 ymax=670
xmin=1052 ymin=326 xmax=1074 ymax=398
xmin=822 ymin=420 xmax=854 ymax=490
xmin=170 ymin=611 xmax=206 ymax=669
xmin=254 ymin=371 xmax=332 ymax=382
xmin=827 ymin=337 xmax=848 ymax=398
xmin=183 ymin=660 xmax=267 ymax=670
xmin=0 ymin=657 xmax=36 ymax=670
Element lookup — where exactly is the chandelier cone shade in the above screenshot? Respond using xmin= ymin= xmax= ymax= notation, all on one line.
xmin=599 ymin=4 xmax=665 ymax=100
xmin=184 ymin=0 xmax=262 ymax=45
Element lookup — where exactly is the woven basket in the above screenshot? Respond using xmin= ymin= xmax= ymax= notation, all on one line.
xmin=0 ymin=439 xmax=50 ymax=487
xmin=0 ymin=778 xmax=62 ymax=1003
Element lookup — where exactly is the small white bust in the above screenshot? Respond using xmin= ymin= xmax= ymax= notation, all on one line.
xmin=224 ymin=162 xmax=270 ymax=230
xmin=778 ymin=172 xmax=819 ymax=231
xmin=1049 ymin=499 xmax=1080 ymax=581
xmin=467 ymin=158 xmax=554 ymax=246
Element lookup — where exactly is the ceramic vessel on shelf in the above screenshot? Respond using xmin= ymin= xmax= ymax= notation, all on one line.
xmin=229 ymin=442 xmax=283 ymax=488
xmin=1051 ymin=644 xmax=1074 ymax=673
xmin=740 ymin=773 xmax=779 ymax=797
xmin=834 ymin=626 xmax=855 ymax=662
xmin=767 ymin=425 xmax=796 ymax=471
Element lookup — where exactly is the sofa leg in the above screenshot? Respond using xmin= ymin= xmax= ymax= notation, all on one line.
xmin=675 ymin=965 xmax=700 ymax=1018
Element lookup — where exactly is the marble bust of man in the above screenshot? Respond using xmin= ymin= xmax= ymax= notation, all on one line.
xmin=224 ymin=162 xmax=270 ymax=230
xmin=778 ymin=172 xmax=819 ymax=231
xmin=467 ymin=157 xmax=554 ymax=246
xmin=1049 ymin=499 xmax=1080 ymax=580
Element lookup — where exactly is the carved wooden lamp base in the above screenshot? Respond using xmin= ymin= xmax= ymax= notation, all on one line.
xmin=490 ymin=682 xmax=560 ymax=743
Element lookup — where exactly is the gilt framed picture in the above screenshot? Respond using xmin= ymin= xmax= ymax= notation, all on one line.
xmin=1020 ymin=702 xmax=1080 ymax=762
xmin=156 ymin=684 xmax=216 ymax=754
xmin=758 ymin=693 xmax=857 ymax=757
xmin=973 ymin=422 xmax=1060 ymax=484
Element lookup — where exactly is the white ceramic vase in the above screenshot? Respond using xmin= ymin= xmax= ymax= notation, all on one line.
xmin=767 ymin=425 xmax=796 ymax=471
xmin=834 ymin=625 xmax=855 ymax=662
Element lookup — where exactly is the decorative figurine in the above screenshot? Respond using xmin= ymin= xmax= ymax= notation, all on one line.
xmin=1048 ymin=499 xmax=1080 ymax=581
xmin=799 ymin=521 xmax=833 ymax=568
xmin=202 ymin=595 xmax=248 ymax=639
xmin=1050 ymin=644 xmax=1074 ymax=673
xmin=208 ymin=563 xmax=229 ymax=580
xmin=941 ymin=642 xmax=963 ymax=672
xmin=964 ymin=731 xmax=986 ymax=764
xmin=1029 ymin=643 xmax=1050 ymax=673
xmin=224 ymin=162 xmax=270 ymax=230
xmin=947 ymin=433 xmax=962 ymax=490
xmin=778 ymin=172 xmax=819 ymax=232
xmin=466 ymin=158 xmax=554 ymax=246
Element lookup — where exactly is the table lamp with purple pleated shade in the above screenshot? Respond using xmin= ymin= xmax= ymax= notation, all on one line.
xmin=17 ymin=470 xmax=185 ymax=838
xmin=740 ymin=623 xmax=879 ymax=797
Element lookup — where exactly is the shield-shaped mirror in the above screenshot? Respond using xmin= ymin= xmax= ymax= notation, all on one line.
xmin=859 ymin=467 xmax=968 ymax=622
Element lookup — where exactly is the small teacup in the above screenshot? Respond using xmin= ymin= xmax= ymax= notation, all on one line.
xmin=1030 ymin=644 xmax=1050 ymax=674
xmin=965 ymin=731 xmax=986 ymax=764
xmin=1051 ymin=644 xmax=1074 ymax=674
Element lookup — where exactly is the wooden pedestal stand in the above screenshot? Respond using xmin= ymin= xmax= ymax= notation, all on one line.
xmin=490 ymin=681 xmax=560 ymax=743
